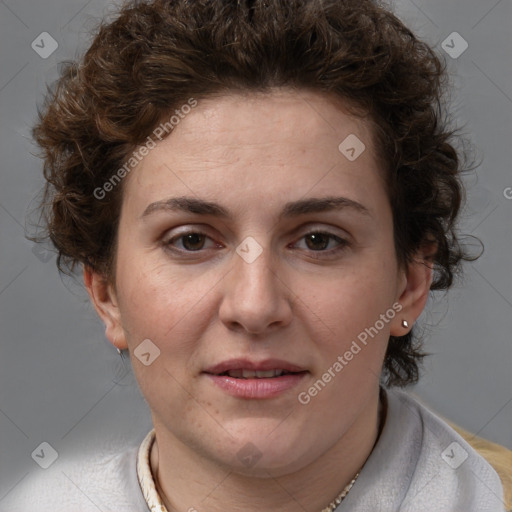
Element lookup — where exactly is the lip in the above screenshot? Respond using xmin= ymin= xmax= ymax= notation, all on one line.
xmin=205 ymin=373 xmax=307 ymax=399
xmin=203 ymin=358 xmax=308 ymax=399
xmin=203 ymin=358 xmax=307 ymax=375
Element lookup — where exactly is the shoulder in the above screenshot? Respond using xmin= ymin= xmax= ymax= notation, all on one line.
xmin=1 ymin=445 xmax=149 ymax=512
xmin=390 ymin=390 xmax=505 ymax=511
xmin=451 ymin=423 xmax=512 ymax=512
xmin=342 ymin=389 xmax=506 ymax=512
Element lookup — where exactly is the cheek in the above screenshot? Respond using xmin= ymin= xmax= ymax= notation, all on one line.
xmin=114 ymin=254 xmax=217 ymax=357
xmin=292 ymin=260 xmax=399 ymax=401
xmin=113 ymin=259 xmax=217 ymax=413
xmin=294 ymin=267 xmax=396 ymax=414
xmin=297 ymin=259 xmax=399 ymax=343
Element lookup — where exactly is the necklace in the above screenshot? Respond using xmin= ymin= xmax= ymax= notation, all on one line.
xmin=320 ymin=471 xmax=360 ymax=512
xmin=320 ymin=388 xmax=385 ymax=511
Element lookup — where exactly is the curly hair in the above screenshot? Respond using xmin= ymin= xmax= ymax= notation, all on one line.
xmin=32 ymin=0 xmax=475 ymax=386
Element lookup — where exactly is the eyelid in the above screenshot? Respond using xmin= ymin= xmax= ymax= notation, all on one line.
xmin=162 ymin=224 xmax=218 ymax=240
xmin=300 ymin=227 xmax=347 ymax=238
xmin=295 ymin=223 xmax=352 ymax=242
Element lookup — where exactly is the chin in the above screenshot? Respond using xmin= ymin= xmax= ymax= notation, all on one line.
xmin=229 ymin=447 xmax=317 ymax=479
xmin=212 ymin=420 xmax=318 ymax=477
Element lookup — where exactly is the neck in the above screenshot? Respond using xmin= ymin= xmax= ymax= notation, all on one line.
xmin=150 ymin=390 xmax=384 ymax=512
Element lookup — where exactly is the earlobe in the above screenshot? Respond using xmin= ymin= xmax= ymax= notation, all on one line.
xmin=83 ymin=266 xmax=128 ymax=350
xmin=390 ymin=252 xmax=434 ymax=337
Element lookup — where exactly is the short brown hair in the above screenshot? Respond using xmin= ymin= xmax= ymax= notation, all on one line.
xmin=32 ymin=0 xmax=475 ymax=386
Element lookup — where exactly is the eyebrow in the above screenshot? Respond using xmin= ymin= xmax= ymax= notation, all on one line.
xmin=141 ymin=195 xmax=371 ymax=219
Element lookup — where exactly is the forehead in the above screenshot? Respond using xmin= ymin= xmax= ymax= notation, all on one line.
xmin=122 ymin=88 xmax=385 ymax=215
xmin=163 ymin=89 xmax=376 ymax=160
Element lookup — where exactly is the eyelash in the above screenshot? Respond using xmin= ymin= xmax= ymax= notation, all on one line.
xmin=162 ymin=229 xmax=350 ymax=258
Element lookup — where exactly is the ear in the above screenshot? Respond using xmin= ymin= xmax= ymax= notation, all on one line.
xmin=390 ymin=245 xmax=435 ymax=337
xmin=83 ymin=266 xmax=128 ymax=350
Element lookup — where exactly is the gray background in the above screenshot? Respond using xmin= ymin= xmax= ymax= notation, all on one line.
xmin=1 ymin=0 xmax=511 ymax=504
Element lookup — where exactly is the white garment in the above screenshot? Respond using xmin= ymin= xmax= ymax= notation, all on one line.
xmin=0 ymin=390 xmax=505 ymax=512
xmin=339 ymin=391 xmax=505 ymax=511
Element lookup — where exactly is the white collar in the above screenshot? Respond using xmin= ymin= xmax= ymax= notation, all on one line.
xmin=136 ymin=429 xmax=169 ymax=512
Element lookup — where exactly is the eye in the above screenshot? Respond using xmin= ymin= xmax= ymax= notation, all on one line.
xmin=293 ymin=231 xmax=349 ymax=255
xmin=164 ymin=231 xmax=219 ymax=252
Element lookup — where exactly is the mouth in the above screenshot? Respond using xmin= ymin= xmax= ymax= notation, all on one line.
xmin=213 ymin=369 xmax=305 ymax=379
xmin=203 ymin=359 xmax=308 ymax=399
xmin=204 ymin=358 xmax=308 ymax=377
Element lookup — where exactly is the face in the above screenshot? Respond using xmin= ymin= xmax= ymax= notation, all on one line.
xmin=93 ymin=89 xmax=416 ymax=476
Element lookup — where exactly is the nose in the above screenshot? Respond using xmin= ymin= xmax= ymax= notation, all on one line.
xmin=218 ymin=245 xmax=293 ymax=335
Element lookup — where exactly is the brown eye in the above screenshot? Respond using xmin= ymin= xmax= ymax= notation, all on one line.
xmin=165 ymin=231 xmax=216 ymax=252
xmin=304 ymin=233 xmax=331 ymax=251
xmin=292 ymin=231 xmax=349 ymax=259
xmin=181 ymin=233 xmax=206 ymax=251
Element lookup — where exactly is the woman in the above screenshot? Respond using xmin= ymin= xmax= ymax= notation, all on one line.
xmin=14 ymin=0 xmax=508 ymax=510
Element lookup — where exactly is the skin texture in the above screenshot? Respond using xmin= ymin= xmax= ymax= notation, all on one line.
xmin=85 ymin=88 xmax=433 ymax=512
